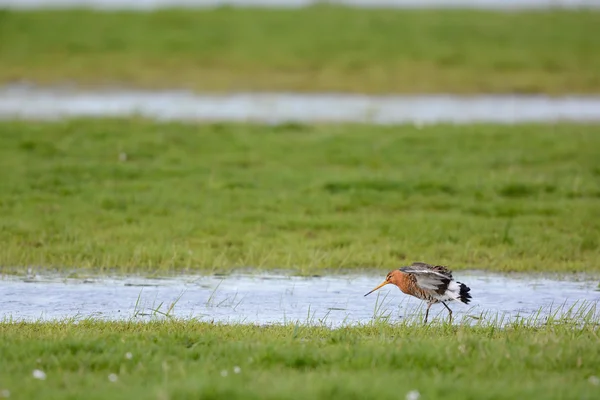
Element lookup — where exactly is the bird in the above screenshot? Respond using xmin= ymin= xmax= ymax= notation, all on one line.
xmin=364 ymin=262 xmax=472 ymax=324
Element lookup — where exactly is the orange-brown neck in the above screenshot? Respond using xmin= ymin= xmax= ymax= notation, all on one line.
xmin=388 ymin=270 xmax=412 ymax=295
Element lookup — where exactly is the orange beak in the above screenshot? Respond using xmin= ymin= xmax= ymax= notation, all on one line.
xmin=364 ymin=280 xmax=389 ymax=297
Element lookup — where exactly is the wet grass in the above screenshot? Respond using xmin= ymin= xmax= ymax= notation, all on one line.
xmin=1 ymin=316 xmax=599 ymax=400
xmin=1 ymin=7 xmax=599 ymax=94
xmin=1 ymin=120 xmax=599 ymax=275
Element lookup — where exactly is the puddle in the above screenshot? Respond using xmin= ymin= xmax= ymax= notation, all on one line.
xmin=1 ymin=0 xmax=598 ymax=10
xmin=2 ymin=87 xmax=600 ymax=124
xmin=1 ymin=272 xmax=598 ymax=326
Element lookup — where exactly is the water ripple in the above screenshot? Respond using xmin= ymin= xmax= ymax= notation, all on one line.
xmin=2 ymin=87 xmax=600 ymax=124
xmin=1 ymin=0 xmax=598 ymax=10
xmin=1 ymin=272 xmax=599 ymax=326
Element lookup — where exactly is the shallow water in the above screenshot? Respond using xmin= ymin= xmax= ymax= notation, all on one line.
xmin=1 ymin=0 xmax=598 ymax=10
xmin=2 ymin=87 xmax=600 ymax=124
xmin=1 ymin=272 xmax=598 ymax=326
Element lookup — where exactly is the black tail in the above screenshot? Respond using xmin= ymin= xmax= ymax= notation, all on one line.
xmin=458 ymin=282 xmax=472 ymax=304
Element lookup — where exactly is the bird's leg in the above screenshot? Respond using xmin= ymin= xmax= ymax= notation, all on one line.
xmin=424 ymin=303 xmax=432 ymax=325
xmin=441 ymin=301 xmax=452 ymax=324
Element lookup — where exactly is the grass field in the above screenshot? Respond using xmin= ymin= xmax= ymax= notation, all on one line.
xmin=1 ymin=7 xmax=599 ymax=94
xmin=1 ymin=120 xmax=599 ymax=275
xmin=1 ymin=318 xmax=599 ymax=400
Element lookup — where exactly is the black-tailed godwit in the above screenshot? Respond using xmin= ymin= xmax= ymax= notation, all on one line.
xmin=364 ymin=262 xmax=472 ymax=324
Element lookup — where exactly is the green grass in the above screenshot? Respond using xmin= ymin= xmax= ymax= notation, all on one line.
xmin=1 ymin=318 xmax=599 ymax=400
xmin=1 ymin=120 xmax=599 ymax=275
xmin=1 ymin=7 xmax=599 ymax=94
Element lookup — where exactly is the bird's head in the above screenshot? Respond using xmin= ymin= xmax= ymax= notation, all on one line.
xmin=364 ymin=270 xmax=400 ymax=297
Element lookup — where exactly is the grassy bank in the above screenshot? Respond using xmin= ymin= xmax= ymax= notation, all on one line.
xmin=0 ymin=319 xmax=599 ymax=400
xmin=1 ymin=120 xmax=599 ymax=275
xmin=0 ymin=7 xmax=599 ymax=94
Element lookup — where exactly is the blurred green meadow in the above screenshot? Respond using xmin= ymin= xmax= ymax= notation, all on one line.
xmin=1 ymin=120 xmax=599 ymax=275
xmin=0 ymin=7 xmax=599 ymax=94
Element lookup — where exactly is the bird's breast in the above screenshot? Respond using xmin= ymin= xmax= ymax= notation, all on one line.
xmin=397 ymin=273 xmax=416 ymax=295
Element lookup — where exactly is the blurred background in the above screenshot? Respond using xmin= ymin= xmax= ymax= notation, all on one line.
xmin=0 ymin=0 xmax=599 ymax=274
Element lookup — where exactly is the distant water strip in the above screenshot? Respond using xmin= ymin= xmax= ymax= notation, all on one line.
xmin=1 ymin=0 xmax=599 ymax=10
xmin=1 ymin=87 xmax=600 ymax=124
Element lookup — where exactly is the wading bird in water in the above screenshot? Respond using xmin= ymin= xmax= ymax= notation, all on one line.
xmin=364 ymin=262 xmax=472 ymax=324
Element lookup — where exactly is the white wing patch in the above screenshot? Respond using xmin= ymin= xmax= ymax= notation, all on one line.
xmin=414 ymin=272 xmax=448 ymax=291
xmin=442 ymin=281 xmax=462 ymax=301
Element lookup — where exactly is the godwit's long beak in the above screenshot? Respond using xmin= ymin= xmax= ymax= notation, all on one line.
xmin=364 ymin=280 xmax=389 ymax=297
